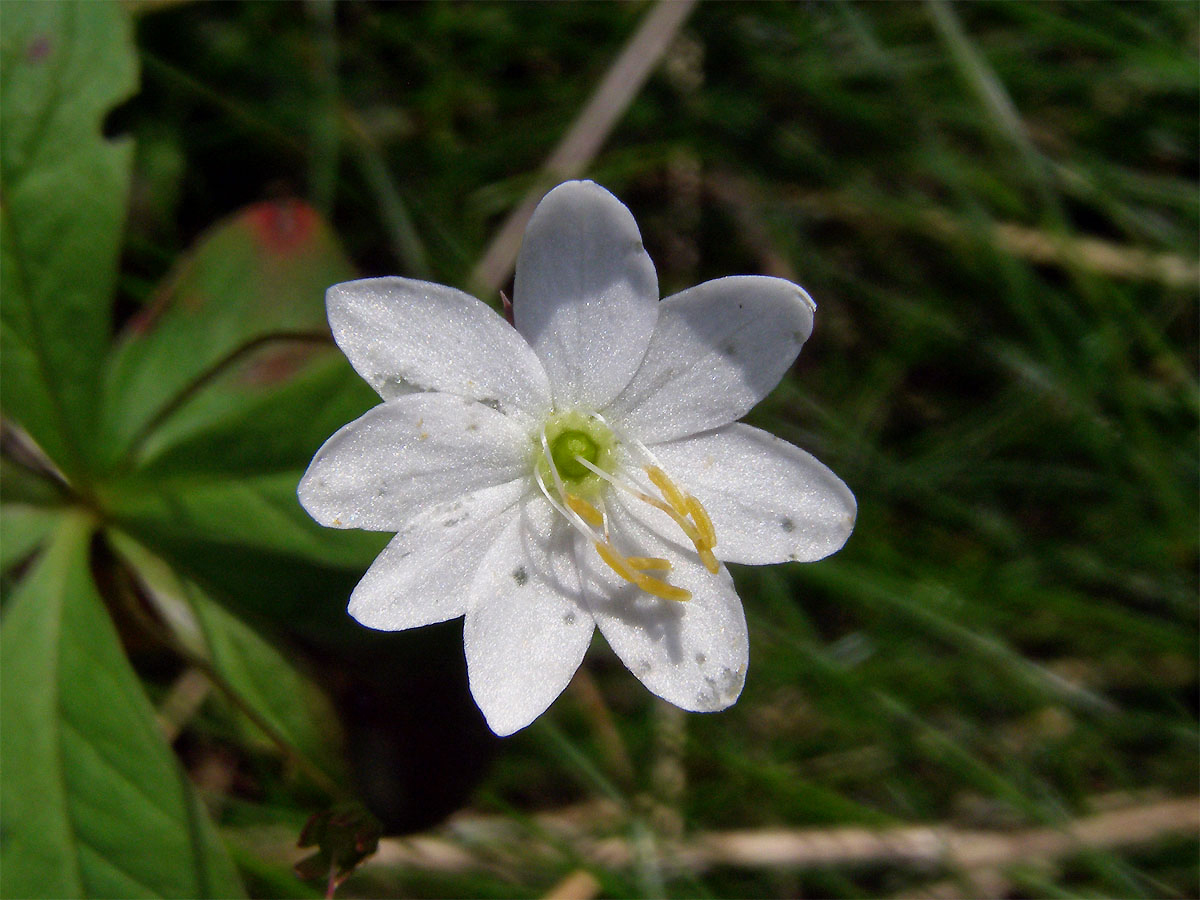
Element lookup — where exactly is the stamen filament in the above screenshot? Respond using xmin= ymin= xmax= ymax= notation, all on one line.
xmin=540 ymin=429 xmax=567 ymax=496
xmin=538 ymin=422 xmax=710 ymax=602
xmin=534 ymin=461 xmax=603 ymax=544
xmin=575 ymin=455 xmax=718 ymax=567
xmin=575 ymin=457 xmax=685 ymax=522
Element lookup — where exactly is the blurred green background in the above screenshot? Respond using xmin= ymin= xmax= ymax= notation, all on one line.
xmin=1 ymin=1 xmax=1196 ymax=898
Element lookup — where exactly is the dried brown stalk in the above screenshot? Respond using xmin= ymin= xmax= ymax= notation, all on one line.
xmin=470 ymin=0 xmax=698 ymax=295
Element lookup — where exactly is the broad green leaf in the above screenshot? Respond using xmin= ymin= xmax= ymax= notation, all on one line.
xmin=0 ymin=503 xmax=62 ymax=574
xmin=103 ymin=470 xmax=383 ymax=570
xmin=136 ymin=351 xmax=377 ymax=477
xmin=0 ymin=454 xmax=68 ymax=507
xmin=111 ymin=534 xmax=348 ymax=786
xmin=192 ymin=590 xmax=348 ymax=783
xmin=99 ymin=199 xmax=355 ymax=470
xmin=102 ymin=471 xmax=383 ymax=643
xmin=0 ymin=1 xmax=137 ymax=479
xmin=0 ymin=514 xmax=245 ymax=898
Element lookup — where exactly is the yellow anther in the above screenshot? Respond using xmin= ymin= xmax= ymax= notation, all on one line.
xmin=595 ymin=541 xmax=639 ymax=582
xmin=698 ymin=546 xmax=720 ymax=575
xmin=594 ymin=542 xmax=690 ymax=602
xmin=646 ymin=465 xmax=688 ymax=515
xmin=627 ymin=556 xmax=672 ymax=571
xmin=646 ymin=463 xmax=719 ymax=559
xmin=634 ymin=572 xmax=691 ymax=602
xmin=565 ymin=493 xmax=604 ymax=528
xmin=685 ymin=495 xmax=717 ymax=549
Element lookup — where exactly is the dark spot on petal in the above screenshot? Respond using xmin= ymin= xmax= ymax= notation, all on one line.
xmin=722 ymin=342 xmax=737 ymax=358
xmin=443 ymin=514 xmax=469 ymax=528
xmin=695 ymin=652 xmax=707 ymax=665
xmin=563 ymin=612 xmax=576 ymax=625
xmin=781 ymin=517 xmax=795 ymax=533
xmin=513 ymin=566 xmax=528 ymax=586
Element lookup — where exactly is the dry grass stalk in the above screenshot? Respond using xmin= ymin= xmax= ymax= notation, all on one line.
xmin=541 ymin=868 xmax=602 ymax=900
xmin=355 ymin=795 xmax=1197 ymax=880
xmin=470 ymin=0 xmax=698 ymax=295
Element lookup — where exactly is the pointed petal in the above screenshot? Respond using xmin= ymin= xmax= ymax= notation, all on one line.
xmin=513 ymin=181 xmax=659 ymax=409
xmin=580 ymin=499 xmax=748 ymax=713
xmin=298 ymin=393 xmax=531 ymax=531
xmin=464 ymin=498 xmax=595 ymax=736
xmin=348 ymin=480 xmax=526 ymax=631
xmin=652 ymin=423 xmax=856 ymax=565
xmin=327 ymin=276 xmax=552 ymax=421
xmin=607 ymin=276 xmax=815 ymax=443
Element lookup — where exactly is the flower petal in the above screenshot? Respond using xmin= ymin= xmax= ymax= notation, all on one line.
xmin=513 ymin=181 xmax=659 ymax=410
xmin=347 ymin=480 xmax=526 ymax=631
xmin=580 ymin=499 xmax=748 ymax=713
xmin=607 ymin=276 xmax=815 ymax=443
xmin=298 ymin=393 xmax=531 ymax=531
xmin=464 ymin=498 xmax=595 ymax=736
xmin=327 ymin=276 xmax=552 ymax=421
xmin=652 ymin=423 xmax=856 ymax=565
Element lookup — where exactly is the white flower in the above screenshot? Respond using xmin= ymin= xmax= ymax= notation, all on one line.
xmin=299 ymin=181 xmax=855 ymax=736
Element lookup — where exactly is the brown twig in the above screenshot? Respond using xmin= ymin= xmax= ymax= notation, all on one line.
xmin=342 ymin=795 xmax=1198 ymax=879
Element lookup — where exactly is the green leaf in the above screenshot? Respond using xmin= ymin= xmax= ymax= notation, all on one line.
xmin=110 ymin=533 xmax=349 ymax=787
xmin=0 ymin=1 xmax=137 ymax=479
xmin=0 ymin=503 xmax=62 ymax=574
xmin=0 ymin=514 xmax=246 ymax=898
xmin=104 ymin=470 xmax=383 ymax=571
xmin=100 ymin=199 xmax=355 ymax=470
xmin=136 ymin=352 xmax=377 ymax=478
xmin=101 ymin=471 xmax=383 ymax=645
xmin=192 ymin=592 xmax=348 ymax=783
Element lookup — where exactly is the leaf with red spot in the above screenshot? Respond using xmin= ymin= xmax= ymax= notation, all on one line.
xmin=99 ymin=198 xmax=357 ymax=470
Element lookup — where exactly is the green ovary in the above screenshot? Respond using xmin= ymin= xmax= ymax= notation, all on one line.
xmin=551 ymin=430 xmax=599 ymax=480
xmin=536 ymin=410 xmax=615 ymax=492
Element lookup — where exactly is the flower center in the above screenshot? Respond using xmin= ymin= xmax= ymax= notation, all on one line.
xmin=550 ymin=430 xmax=599 ymax=481
xmin=531 ymin=412 xmax=719 ymax=603
xmin=535 ymin=411 xmax=615 ymax=494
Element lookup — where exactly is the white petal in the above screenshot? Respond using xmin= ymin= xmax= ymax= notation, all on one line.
xmin=328 ymin=276 xmax=552 ymax=421
xmin=652 ymin=423 xmax=856 ymax=565
xmin=580 ymin=498 xmax=748 ymax=713
xmin=513 ymin=181 xmax=659 ymax=410
xmin=298 ymin=393 xmax=531 ymax=532
xmin=348 ymin=480 xmax=526 ymax=631
xmin=464 ymin=497 xmax=595 ymax=736
xmin=607 ymin=276 xmax=815 ymax=443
